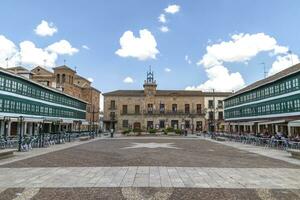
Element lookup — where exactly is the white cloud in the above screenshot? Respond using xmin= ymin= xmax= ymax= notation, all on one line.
xmin=197 ymin=33 xmax=288 ymax=67
xmin=34 ymin=20 xmax=57 ymax=37
xmin=164 ymin=68 xmax=171 ymax=72
xmin=158 ymin=14 xmax=167 ymax=23
xmin=0 ymin=35 xmax=18 ymax=67
xmin=268 ymin=54 xmax=300 ymax=76
xmin=82 ymin=45 xmax=90 ymax=50
xmin=160 ymin=26 xmax=169 ymax=33
xmin=0 ymin=35 xmax=78 ymax=68
xmin=19 ymin=41 xmax=58 ymax=67
xmin=46 ymin=40 xmax=79 ymax=55
xmin=189 ymin=33 xmax=294 ymax=92
xmin=123 ymin=76 xmax=134 ymax=83
xmin=115 ymin=29 xmax=159 ymax=60
xmin=87 ymin=77 xmax=94 ymax=82
xmin=186 ymin=65 xmax=245 ymax=92
xmin=185 ymin=55 xmax=192 ymax=64
xmin=164 ymin=4 xmax=180 ymax=14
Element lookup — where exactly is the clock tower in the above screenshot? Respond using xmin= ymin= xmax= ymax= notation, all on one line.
xmin=143 ymin=67 xmax=157 ymax=96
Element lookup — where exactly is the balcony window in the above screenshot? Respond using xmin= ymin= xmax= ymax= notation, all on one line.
xmin=185 ymin=104 xmax=190 ymax=113
xmin=135 ymin=105 xmax=140 ymax=114
xmin=148 ymin=104 xmax=153 ymax=114
xmin=172 ymin=104 xmax=177 ymax=113
xmin=159 ymin=103 xmax=165 ymax=113
xmin=208 ymin=100 xmax=214 ymax=108
xmin=209 ymin=111 xmax=214 ymax=120
xmin=217 ymin=100 xmax=223 ymax=108
xmin=196 ymin=104 xmax=202 ymax=114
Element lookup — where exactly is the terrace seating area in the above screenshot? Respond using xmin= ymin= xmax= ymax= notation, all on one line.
xmin=208 ymin=132 xmax=300 ymax=150
xmin=0 ymin=131 xmax=98 ymax=152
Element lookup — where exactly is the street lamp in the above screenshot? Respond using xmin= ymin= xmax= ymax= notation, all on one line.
xmin=3 ymin=116 xmax=10 ymax=142
xmin=18 ymin=116 xmax=24 ymax=152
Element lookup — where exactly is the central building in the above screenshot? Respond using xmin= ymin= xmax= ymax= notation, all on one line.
xmin=103 ymin=69 xmax=231 ymax=132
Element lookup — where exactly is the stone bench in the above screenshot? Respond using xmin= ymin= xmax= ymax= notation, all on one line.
xmin=288 ymin=149 xmax=300 ymax=159
xmin=79 ymin=136 xmax=90 ymax=141
xmin=0 ymin=149 xmax=16 ymax=160
xmin=216 ymin=137 xmax=227 ymax=142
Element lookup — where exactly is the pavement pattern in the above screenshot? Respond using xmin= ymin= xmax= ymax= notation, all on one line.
xmin=1 ymin=137 xmax=300 ymax=199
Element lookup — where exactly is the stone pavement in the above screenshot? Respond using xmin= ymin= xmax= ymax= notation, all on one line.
xmin=205 ymin=137 xmax=300 ymax=166
xmin=0 ymin=167 xmax=300 ymax=189
xmin=1 ymin=137 xmax=300 ymax=199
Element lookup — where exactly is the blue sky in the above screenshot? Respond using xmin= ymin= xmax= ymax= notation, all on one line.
xmin=0 ymin=0 xmax=300 ymax=93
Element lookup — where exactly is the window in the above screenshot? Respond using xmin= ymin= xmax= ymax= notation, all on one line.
xmin=62 ymin=74 xmax=66 ymax=83
xmin=147 ymin=104 xmax=153 ymax=114
xmin=218 ymin=100 xmax=223 ymax=108
xmin=172 ymin=104 xmax=177 ymax=112
xmin=197 ymin=104 xmax=202 ymax=114
xmin=135 ymin=105 xmax=140 ymax=114
xmin=185 ymin=104 xmax=190 ymax=113
xmin=56 ymin=74 xmax=60 ymax=83
xmin=159 ymin=120 xmax=165 ymax=128
xmin=147 ymin=121 xmax=154 ymax=129
xmin=4 ymin=100 xmax=10 ymax=112
xmin=5 ymin=79 xmax=11 ymax=91
xmin=208 ymin=100 xmax=214 ymax=108
xmin=292 ymin=78 xmax=299 ymax=88
xmin=11 ymin=81 xmax=17 ymax=92
xmin=0 ymin=77 xmax=4 ymax=89
xmin=274 ymin=85 xmax=279 ymax=93
xmin=110 ymin=100 xmax=116 ymax=109
xmin=159 ymin=103 xmax=165 ymax=113
xmin=209 ymin=111 xmax=214 ymax=120
xmin=122 ymin=120 xmax=128 ymax=128
xmin=218 ymin=112 xmax=223 ymax=120
xmin=280 ymin=83 xmax=285 ymax=92
xmin=122 ymin=105 xmax=128 ymax=114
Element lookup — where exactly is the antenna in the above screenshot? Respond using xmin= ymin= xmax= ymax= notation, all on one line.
xmin=63 ymin=59 xmax=66 ymax=66
xmin=74 ymin=66 xmax=77 ymax=72
xmin=260 ymin=62 xmax=267 ymax=78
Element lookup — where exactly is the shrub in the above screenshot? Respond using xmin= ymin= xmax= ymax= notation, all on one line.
xmin=148 ymin=129 xmax=156 ymax=134
xmin=166 ymin=127 xmax=174 ymax=133
xmin=175 ymin=129 xmax=182 ymax=135
xmin=122 ymin=129 xmax=131 ymax=134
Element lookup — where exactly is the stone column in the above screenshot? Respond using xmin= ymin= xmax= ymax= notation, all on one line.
xmin=7 ymin=121 xmax=11 ymax=136
xmin=250 ymin=125 xmax=253 ymax=133
xmin=258 ymin=124 xmax=261 ymax=133
xmin=0 ymin=121 xmax=4 ymax=137
xmin=288 ymin=126 xmax=292 ymax=136
xmin=24 ymin=122 xmax=27 ymax=135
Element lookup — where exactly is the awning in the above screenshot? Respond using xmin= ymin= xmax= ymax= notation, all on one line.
xmin=258 ymin=120 xmax=287 ymax=126
xmin=23 ymin=118 xmax=44 ymax=122
xmin=81 ymin=121 xmax=90 ymax=125
xmin=288 ymin=120 xmax=300 ymax=127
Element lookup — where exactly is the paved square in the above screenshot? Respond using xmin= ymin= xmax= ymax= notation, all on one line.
xmin=0 ymin=137 xmax=300 ymax=199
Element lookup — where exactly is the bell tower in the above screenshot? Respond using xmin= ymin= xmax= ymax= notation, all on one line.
xmin=143 ymin=66 xmax=157 ymax=96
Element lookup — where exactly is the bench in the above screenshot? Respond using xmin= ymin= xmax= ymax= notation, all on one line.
xmin=287 ymin=149 xmax=300 ymax=159
xmin=216 ymin=137 xmax=227 ymax=142
xmin=79 ymin=136 xmax=90 ymax=141
xmin=0 ymin=149 xmax=16 ymax=160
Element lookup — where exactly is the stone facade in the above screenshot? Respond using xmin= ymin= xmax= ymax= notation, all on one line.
xmin=30 ymin=65 xmax=101 ymax=126
xmin=103 ymin=70 xmax=231 ymax=132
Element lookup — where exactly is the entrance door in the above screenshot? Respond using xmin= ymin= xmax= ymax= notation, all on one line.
xmin=133 ymin=122 xmax=141 ymax=130
xmin=171 ymin=120 xmax=178 ymax=129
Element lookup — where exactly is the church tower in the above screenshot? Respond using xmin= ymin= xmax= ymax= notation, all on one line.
xmin=143 ymin=66 xmax=157 ymax=96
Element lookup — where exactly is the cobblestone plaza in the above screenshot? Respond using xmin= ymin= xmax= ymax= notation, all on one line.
xmin=0 ymin=136 xmax=300 ymax=199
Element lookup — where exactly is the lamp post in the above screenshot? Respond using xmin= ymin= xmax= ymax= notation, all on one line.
xmin=18 ymin=116 xmax=24 ymax=152
xmin=3 ymin=116 xmax=9 ymax=142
